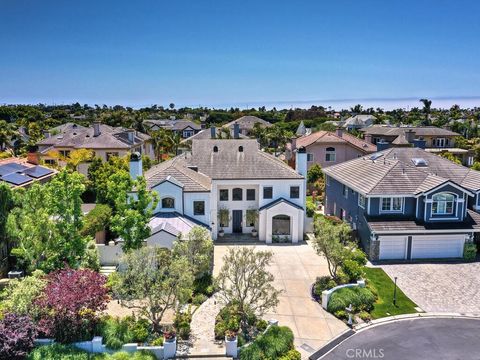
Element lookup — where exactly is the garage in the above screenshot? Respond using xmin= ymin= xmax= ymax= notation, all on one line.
xmin=411 ymin=235 xmax=465 ymax=259
xmin=379 ymin=236 xmax=407 ymax=260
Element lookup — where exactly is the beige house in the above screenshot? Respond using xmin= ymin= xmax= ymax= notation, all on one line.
xmin=36 ymin=122 xmax=154 ymax=173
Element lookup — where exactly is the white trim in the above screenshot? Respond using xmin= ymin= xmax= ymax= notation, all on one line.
xmin=367 ymin=198 xmax=371 ymax=215
xmin=379 ymin=197 xmax=404 ymax=214
xmin=358 ymin=194 xmax=366 ymax=209
xmin=372 ymin=229 xmax=479 ymax=234
xmin=420 ymin=181 xmax=474 ymax=198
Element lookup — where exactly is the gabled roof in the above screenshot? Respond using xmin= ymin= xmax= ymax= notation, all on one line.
xmin=259 ymin=197 xmax=304 ymax=212
xmin=224 ymin=116 xmax=272 ymax=130
xmin=144 ymin=119 xmax=202 ymax=131
xmin=343 ymin=115 xmax=376 ymax=126
xmin=323 ymin=147 xmax=480 ymax=195
xmin=295 ymin=130 xmax=376 ymax=153
xmin=181 ymin=128 xmax=248 ymax=143
xmin=360 ymin=125 xmax=459 ymax=137
xmin=148 ymin=212 xmax=204 ymax=237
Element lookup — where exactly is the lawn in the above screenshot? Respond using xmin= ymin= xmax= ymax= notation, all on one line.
xmin=363 ymin=267 xmax=418 ymax=319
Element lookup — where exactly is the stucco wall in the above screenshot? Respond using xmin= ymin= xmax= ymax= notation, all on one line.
xmin=306 ymin=142 xmax=366 ymax=169
xmin=152 ymin=181 xmax=184 ymax=214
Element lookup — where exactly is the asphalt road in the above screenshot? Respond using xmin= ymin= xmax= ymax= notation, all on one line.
xmin=321 ymin=318 xmax=480 ymax=360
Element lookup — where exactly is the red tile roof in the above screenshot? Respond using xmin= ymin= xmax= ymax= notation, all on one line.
xmin=295 ymin=131 xmax=377 ymax=153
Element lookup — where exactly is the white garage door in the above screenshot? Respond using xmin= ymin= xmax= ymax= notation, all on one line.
xmin=379 ymin=236 xmax=407 ymax=260
xmin=411 ymin=235 xmax=464 ymax=259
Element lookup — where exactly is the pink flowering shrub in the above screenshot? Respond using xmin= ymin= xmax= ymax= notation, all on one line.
xmin=0 ymin=313 xmax=38 ymax=359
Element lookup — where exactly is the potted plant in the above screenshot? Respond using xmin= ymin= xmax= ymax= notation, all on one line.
xmin=217 ymin=207 xmax=230 ymax=237
xmin=163 ymin=327 xmax=176 ymax=343
xmin=225 ymin=329 xmax=237 ymax=342
xmin=246 ymin=208 xmax=259 ymax=237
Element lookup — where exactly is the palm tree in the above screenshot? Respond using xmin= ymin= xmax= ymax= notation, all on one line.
xmin=0 ymin=121 xmax=17 ymax=151
xmin=420 ymin=99 xmax=432 ymax=126
xmin=151 ymin=129 xmax=169 ymax=162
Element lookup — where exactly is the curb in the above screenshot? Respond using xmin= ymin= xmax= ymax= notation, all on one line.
xmin=308 ymin=312 xmax=480 ymax=360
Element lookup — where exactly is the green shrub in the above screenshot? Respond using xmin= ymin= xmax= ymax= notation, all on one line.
xmin=327 ymin=287 xmax=376 ymax=314
xmin=192 ymin=293 xmax=208 ymax=306
xmin=306 ymin=200 xmax=316 ymax=218
xmin=239 ymin=326 xmax=294 ymax=360
xmin=349 ymin=248 xmax=367 ymax=266
xmin=27 ymin=344 xmax=90 ymax=360
xmin=341 ymin=259 xmax=365 ymax=283
xmin=97 ymin=315 xmax=150 ymax=350
xmin=464 ymin=243 xmax=477 ymax=261
xmin=334 ymin=310 xmax=348 ymax=320
xmin=314 ymin=276 xmax=337 ymax=298
xmin=150 ymin=336 xmax=164 ymax=346
xmin=358 ymin=310 xmax=371 ymax=322
xmin=174 ymin=311 xmax=192 ymax=340
xmin=193 ymin=273 xmax=215 ymax=297
xmin=279 ymin=348 xmax=302 ymax=360
xmin=256 ymin=319 xmax=268 ymax=332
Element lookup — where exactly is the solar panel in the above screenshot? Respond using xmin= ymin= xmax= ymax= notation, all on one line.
xmin=0 ymin=163 xmax=29 ymax=176
xmin=1 ymin=173 xmax=32 ymax=186
xmin=23 ymin=165 xmax=54 ymax=178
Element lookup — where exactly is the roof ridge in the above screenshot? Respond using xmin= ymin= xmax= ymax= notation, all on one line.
xmin=257 ymin=151 xmax=303 ymax=176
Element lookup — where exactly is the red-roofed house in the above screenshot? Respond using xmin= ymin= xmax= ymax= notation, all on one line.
xmin=287 ymin=128 xmax=377 ymax=169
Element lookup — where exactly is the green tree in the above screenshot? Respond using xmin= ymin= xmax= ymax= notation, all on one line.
xmin=312 ymin=217 xmax=352 ymax=281
xmin=0 ymin=120 xmax=16 ymax=150
xmin=307 ymin=163 xmax=323 ymax=184
xmin=113 ymin=247 xmax=194 ymax=332
xmin=172 ymin=226 xmax=213 ymax=279
xmin=216 ymin=248 xmax=281 ymax=329
xmin=0 ymin=183 xmax=14 ymax=261
xmin=440 ymin=151 xmax=462 ymax=164
xmin=81 ymin=204 xmax=112 ymax=237
xmin=110 ymin=176 xmax=158 ymax=251
xmin=419 ymin=98 xmax=432 ymax=126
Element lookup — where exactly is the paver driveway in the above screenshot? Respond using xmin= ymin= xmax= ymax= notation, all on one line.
xmin=380 ymin=262 xmax=480 ymax=313
xmin=214 ymin=241 xmax=347 ymax=359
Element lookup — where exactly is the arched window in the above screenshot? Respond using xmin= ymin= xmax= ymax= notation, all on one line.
xmin=325 ymin=147 xmax=336 ymax=162
xmin=272 ymin=215 xmax=290 ymax=235
xmin=239 ymin=146 xmax=243 ymax=152
xmin=432 ymin=193 xmax=455 ymax=215
xmin=162 ymin=197 xmax=175 ymax=209
xmin=232 ymin=188 xmax=243 ymax=201
xmin=213 ymin=146 xmax=218 ymax=152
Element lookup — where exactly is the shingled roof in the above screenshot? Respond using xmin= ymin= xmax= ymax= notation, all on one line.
xmin=323 ymin=147 xmax=480 ymax=195
xmin=295 ymin=130 xmax=377 ymax=153
xmin=224 ymin=116 xmax=272 ymax=130
xmin=360 ymin=125 xmax=459 ymax=137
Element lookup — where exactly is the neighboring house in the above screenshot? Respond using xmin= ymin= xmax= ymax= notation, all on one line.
xmin=223 ymin=116 xmax=272 ymax=136
xmin=131 ymin=133 xmax=307 ymax=243
xmin=342 ymin=115 xmax=376 ymax=130
xmin=0 ymin=157 xmax=56 ymax=188
xmin=36 ymin=122 xmax=154 ymax=172
xmin=143 ymin=118 xmax=203 ymax=138
xmin=360 ymin=125 xmax=473 ymax=166
xmin=323 ymin=146 xmax=480 ymax=261
xmin=287 ymin=128 xmax=377 ymax=169
xmin=295 ymin=121 xmax=311 ymax=137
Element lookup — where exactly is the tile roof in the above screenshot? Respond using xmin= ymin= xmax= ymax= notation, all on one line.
xmin=295 ymin=131 xmax=376 ymax=153
xmin=181 ymin=128 xmax=248 ymax=143
xmin=144 ymin=119 xmax=201 ymax=131
xmin=361 ymin=125 xmax=460 ymax=137
xmin=224 ymin=116 xmax=272 ymax=130
xmin=343 ymin=115 xmax=376 ymax=126
xmin=323 ymin=147 xmax=480 ymax=195
xmin=37 ymin=124 xmax=150 ymax=149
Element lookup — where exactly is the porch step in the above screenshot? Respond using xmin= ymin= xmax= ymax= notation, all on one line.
xmin=99 ymin=266 xmax=116 ymax=276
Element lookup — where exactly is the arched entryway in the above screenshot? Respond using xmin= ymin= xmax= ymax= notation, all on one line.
xmin=272 ymin=214 xmax=291 ymax=241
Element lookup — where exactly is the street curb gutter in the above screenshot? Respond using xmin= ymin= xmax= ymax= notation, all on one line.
xmin=308 ymin=312 xmax=480 ymax=360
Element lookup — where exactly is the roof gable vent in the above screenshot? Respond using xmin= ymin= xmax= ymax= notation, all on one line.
xmin=412 ymin=158 xmax=428 ymax=167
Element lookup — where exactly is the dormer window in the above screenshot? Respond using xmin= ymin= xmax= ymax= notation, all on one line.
xmin=213 ymin=146 xmax=218 ymax=153
xmin=432 ymin=193 xmax=455 ymax=215
xmin=239 ymin=146 xmax=243 ymax=152
xmin=162 ymin=197 xmax=175 ymax=209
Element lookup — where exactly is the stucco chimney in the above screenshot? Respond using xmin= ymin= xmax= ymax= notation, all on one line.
xmin=335 ymin=127 xmax=343 ymax=138
xmin=93 ymin=121 xmax=101 ymax=137
xmin=27 ymin=145 xmax=39 ymax=165
xmin=233 ymin=123 xmax=240 ymax=139
xmin=295 ymin=146 xmax=308 ymax=177
xmin=129 ymin=152 xmax=142 ymax=180
xmin=210 ymin=126 xmax=216 ymax=139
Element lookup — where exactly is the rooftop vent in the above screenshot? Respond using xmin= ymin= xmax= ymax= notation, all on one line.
xmin=412 ymin=158 xmax=428 ymax=167
xmin=369 ymin=153 xmax=384 ymax=161
xmin=187 ymin=165 xmax=198 ymax=172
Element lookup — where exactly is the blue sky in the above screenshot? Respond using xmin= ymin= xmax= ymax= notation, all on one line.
xmin=1 ymin=0 xmax=480 ymax=109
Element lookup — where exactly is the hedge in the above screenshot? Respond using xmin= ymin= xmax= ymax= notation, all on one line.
xmin=239 ymin=325 xmax=294 ymax=360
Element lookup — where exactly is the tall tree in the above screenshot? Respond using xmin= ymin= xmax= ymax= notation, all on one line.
xmin=420 ymin=98 xmax=432 ymax=126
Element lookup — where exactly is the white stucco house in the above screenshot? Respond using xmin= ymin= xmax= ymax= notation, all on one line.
xmin=130 ymin=132 xmax=308 ymax=243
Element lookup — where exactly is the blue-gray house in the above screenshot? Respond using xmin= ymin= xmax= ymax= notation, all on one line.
xmin=322 ymin=147 xmax=480 ymax=260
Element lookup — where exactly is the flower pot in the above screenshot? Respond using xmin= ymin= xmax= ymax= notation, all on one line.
xmin=219 ymin=229 xmax=225 ymax=237
xmin=251 ymin=229 xmax=258 ymax=237
xmin=164 ymin=335 xmax=176 ymax=343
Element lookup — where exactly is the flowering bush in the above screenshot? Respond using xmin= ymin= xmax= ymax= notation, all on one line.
xmin=0 ymin=313 xmax=38 ymax=360
xmin=35 ymin=268 xmax=110 ymax=343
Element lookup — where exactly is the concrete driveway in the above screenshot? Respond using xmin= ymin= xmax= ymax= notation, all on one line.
xmin=321 ymin=317 xmax=480 ymax=360
xmin=380 ymin=262 xmax=480 ymax=313
xmin=214 ymin=241 xmax=348 ymax=359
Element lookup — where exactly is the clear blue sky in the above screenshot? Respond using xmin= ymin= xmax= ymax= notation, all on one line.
xmin=1 ymin=0 xmax=480 ymax=109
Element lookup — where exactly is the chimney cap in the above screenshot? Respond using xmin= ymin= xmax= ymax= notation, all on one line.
xmin=130 ymin=152 xmax=141 ymax=161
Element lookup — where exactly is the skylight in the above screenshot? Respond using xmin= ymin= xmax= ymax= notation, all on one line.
xmin=369 ymin=153 xmax=384 ymax=161
xmin=412 ymin=158 xmax=428 ymax=167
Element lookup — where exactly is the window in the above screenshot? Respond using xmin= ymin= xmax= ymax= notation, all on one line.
xmin=272 ymin=215 xmax=290 ymax=235
xmin=435 ymin=138 xmax=446 ymax=148
xmin=290 ymin=186 xmax=300 ymax=199
xmin=380 ymin=197 xmax=403 ymax=212
xmin=232 ymin=188 xmax=243 ymax=201
xmin=343 ymin=185 xmax=348 ymax=198
xmin=183 ymin=129 xmax=194 ymax=138
xmin=325 ymin=147 xmax=336 ymax=162
xmin=307 ymin=153 xmax=314 ymax=162
xmin=358 ymin=194 xmax=366 ymax=209
xmin=263 ymin=187 xmax=273 ymax=199
xmin=219 ymin=189 xmax=229 ymax=201
xmin=162 ymin=197 xmax=175 ymax=209
xmin=246 ymin=189 xmax=255 ymax=201
xmin=432 ymin=193 xmax=455 ymax=215
xmin=60 ymin=150 xmax=70 ymax=158
xmin=193 ymin=201 xmax=205 ymax=215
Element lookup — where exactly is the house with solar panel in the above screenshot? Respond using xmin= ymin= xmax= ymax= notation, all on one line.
xmin=0 ymin=158 xmax=56 ymax=188
xmin=323 ymin=145 xmax=480 ymax=261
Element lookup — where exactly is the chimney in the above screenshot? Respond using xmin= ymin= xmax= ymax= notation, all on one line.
xmin=210 ymin=126 xmax=216 ymax=139
xmin=127 ymin=129 xmax=135 ymax=143
xmin=93 ymin=121 xmax=101 ymax=137
xmin=295 ymin=146 xmax=308 ymax=177
xmin=335 ymin=127 xmax=343 ymax=138
xmin=412 ymin=139 xmax=426 ymax=149
xmin=364 ymin=134 xmax=373 ymax=143
xmin=129 ymin=152 xmax=142 ymax=180
xmin=405 ymin=130 xmax=416 ymax=143
xmin=27 ymin=145 xmax=39 ymax=165
xmin=233 ymin=123 xmax=240 ymax=139
xmin=376 ymin=140 xmax=390 ymax=151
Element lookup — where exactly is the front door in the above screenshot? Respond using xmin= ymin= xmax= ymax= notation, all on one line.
xmin=232 ymin=210 xmax=242 ymax=233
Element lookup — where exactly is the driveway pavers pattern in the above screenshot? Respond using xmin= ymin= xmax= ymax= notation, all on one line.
xmin=214 ymin=241 xmax=347 ymax=359
xmin=380 ymin=262 xmax=480 ymax=313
